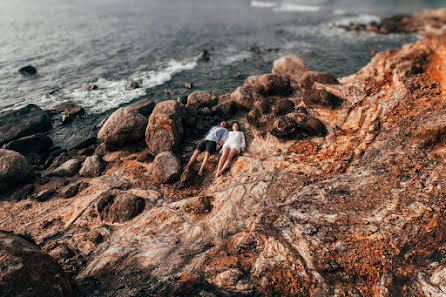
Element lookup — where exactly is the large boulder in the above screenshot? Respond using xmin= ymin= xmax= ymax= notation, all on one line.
xmin=96 ymin=190 xmax=145 ymax=223
xmin=145 ymin=100 xmax=183 ymax=155
xmin=152 ymin=151 xmax=182 ymax=184
xmin=79 ymin=155 xmax=105 ymax=177
xmin=272 ymin=54 xmax=309 ymax=82
xmin=0 ymin=149 xmax=34 ymax=190
xmin=3 ymin=133 xmax=53 ymax=157
xmin=244 ymin=74 xmax=291 ymax=97
xmin=0 ymin=104 xmax=50 ymax=146
xmin=0 ymin=231 xmax=74 ymax=297
xmin=186 ymin=90 xmax=218 ymax=109
xmin=231 ymin=86 xmax=254 ymax=110
xmin=98 ymin=106 xmax=148 ymax=150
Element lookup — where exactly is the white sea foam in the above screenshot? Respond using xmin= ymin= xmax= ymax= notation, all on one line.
xmin=35 ymin=58 xmax=197 ymax=114
xmin=274 ymin=3 xmax=320 ymax=12
xmin=250 ymin=0 xmax=278 ymax=8
xmin=333 ymin=14 xmax=380 ymax=26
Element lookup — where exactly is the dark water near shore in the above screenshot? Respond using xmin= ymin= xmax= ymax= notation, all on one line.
xmin=0 ymin=0 xmax=444 ymax=147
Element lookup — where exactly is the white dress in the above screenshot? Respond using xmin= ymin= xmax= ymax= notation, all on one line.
xmin=222 ymin=131 xmax=246 ymax=152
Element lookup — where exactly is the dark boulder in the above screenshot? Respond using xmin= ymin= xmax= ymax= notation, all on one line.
xmin=53 ymin=101 xmax=85 ymax=117
xmin=3 ymin=133 xmax=53 ymax=157
xmin=71 ymin=137 xmax=97 ymax=150
xmin=18 ymin=65 xmax=37 ymax=76
xmin=273 ymin=99 xmax=295 ymax=116
xmin=270 ymin=113 xmax=326 ymax=140
xmin=299 ymin=71 xmax=339 ymax=88
xmin=0 ymin=231 xmax=74 ymax=297
xmin=128 ymin=81 xmax=140 ymax=89
xmin=96 ymin=190 xmax=145 ymax=223
xmin=303 ymin=89 xmax=343 ymax=109
xmin=0 ymin=104 xmax=50 ymax=146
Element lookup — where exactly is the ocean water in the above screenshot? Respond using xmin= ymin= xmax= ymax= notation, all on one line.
xmin=0 ymin=0 xmax=443 ymax=146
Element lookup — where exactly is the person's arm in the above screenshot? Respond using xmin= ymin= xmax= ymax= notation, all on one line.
xmin=240 ymin=132 xmax=246 ymax=153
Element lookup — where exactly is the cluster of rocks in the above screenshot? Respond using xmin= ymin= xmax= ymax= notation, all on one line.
xmin=340 ymin=8 xmax=446 ymax=35
xmin=1 ymin=8 xmax=445 ymax=297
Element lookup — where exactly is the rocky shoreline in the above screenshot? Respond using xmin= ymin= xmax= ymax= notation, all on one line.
xmin=1 ymin=8 xmax=446 ymax=297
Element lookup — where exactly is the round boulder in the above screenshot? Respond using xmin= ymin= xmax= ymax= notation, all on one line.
xmin=231 ymin=86 xmax=254 ymax=110
xmin=245 ymin=74 xmax=291 ymax=96
xmin=0 ymin=231 xmax=74 ymax=297
xmin=272 ymin=54 xmax=309 ymax=82
xmin=98 ymin=107 xmax=148 ymax=150
xmin=145 ymin=100 xmax=183 ymax=155
xmin=152 ymin=151 xmax=182 ymax=184
xmin=186 ymin=90 xmax=217 ymax=109
xmin=0 ymin=149 xmax=34 ymax=189
xmin=97 ymin=191 xmax=145 ymax=223
xmin=79 ymin=155 xmax=105 ymax=177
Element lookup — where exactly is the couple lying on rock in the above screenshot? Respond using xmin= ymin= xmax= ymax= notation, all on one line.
xmin=184 ymin=121 xmax=246 ymax=177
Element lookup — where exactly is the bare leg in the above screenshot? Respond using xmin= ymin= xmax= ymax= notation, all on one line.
xmin=219 ymin=148 xmax=238 ymax=175
xmin=216 ymin=147 xmax=230 ymax=176
xmin=198 ymin=151 xmax=210 ymax=176
xmin=184 ymin=150 xmax=200 ymax=169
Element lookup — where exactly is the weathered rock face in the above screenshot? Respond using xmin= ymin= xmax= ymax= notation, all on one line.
xmin=0 ymin=9 xmax=445 ymax=297
xmin=96 ymin=190 xmax=145 ymax=223
xmin=0 ymin=104 xmax=50 ymax=146
xmin=98 ymin=106 xmax=148 ymax=150
xmin=0 ymin=231 xmax=74 ymax=297
xmin=0 ymin=149 xmax=34 ymax=190
xmin=151 ymin=151 xmax=182 ymax=184
xmin=145 ymin=100 xmax=183 ymax=155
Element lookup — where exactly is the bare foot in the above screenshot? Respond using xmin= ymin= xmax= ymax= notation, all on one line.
xmin=215 ymin=171 xmax=221 ymax=177
xmin=198 ymin=170 xmax=203 ymax=176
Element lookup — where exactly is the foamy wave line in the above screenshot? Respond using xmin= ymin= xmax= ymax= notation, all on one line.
xmin=35 ymin=58 xmax=197 ymax=114
xmin=250 ymin=0 xmax=278 ymax=8
xmin=332 ymin=14 xmax=380 ymax=26
xmin=274 ymin=3 xmax=320 ymax=12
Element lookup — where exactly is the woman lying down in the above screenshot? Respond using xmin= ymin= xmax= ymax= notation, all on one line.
xmin=215 ymin=122 xmax=246 ymax=177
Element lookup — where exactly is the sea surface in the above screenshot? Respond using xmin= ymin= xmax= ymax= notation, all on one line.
xmin=0 ymin=0 xmax=444 ymax=146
